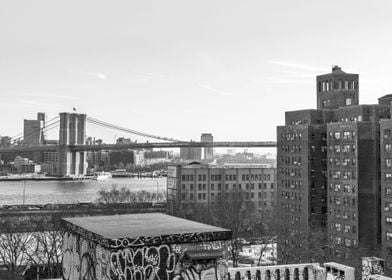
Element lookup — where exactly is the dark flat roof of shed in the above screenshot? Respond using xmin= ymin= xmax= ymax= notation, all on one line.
xmin=63 ymin=213 xmax=230 ymax=240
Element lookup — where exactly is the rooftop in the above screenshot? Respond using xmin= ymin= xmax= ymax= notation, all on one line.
xmin=63 ymin=213 xmax=231 ymax=248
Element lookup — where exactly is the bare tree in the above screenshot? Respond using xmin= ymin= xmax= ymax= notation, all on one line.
xmin=0 ymin=225 xmax=34 ymax=280
xmin=210 ymin=190 xmax=259 ymax=267
xmin=96 ymin=185 xmax=166 ymax=203
xmin=23 ymin=231 xmax=63 ymax=279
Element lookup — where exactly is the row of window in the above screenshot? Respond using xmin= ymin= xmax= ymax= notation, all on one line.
xmin=329 ymin=170 xmax=356 ymax=180
xmin=329 ymin=196 xmax=356 ymax=207
xmin=281 ymin=168 xmax=302 ymax=178
xmin=335 ymin=237 xmax=357 ymax=247
xmin=181 ymin=182 xmax=275 ymax=191
xmin=321 ymin=98 xmax=353 ymax=108
xmin=181 ymin=192 xmax=275 ymax=203
xmin=281 ymin=156 xmax=302 ymax=166
xmin=181 ymin=173 xmax=273 ymax=182
xmin=281 ymin=191 xmax=302 ymax=202
xmin=329 ymin=183 xmax=357 ymax=194
xmin=280 ymin=203 xmax=302 ymax=213
xmin=280 ymin=145 xmax=303 ymax=152
xmin=329 ymin=144 xmax=356 ymax=153
xmin=280 ymin=132 xmax=303 ymax=141
xmin=328 ymin=157 xmax=356 ymax=166
xmin=328 ymin=131 xmax=356 ymax=140
xmin=329 ymin=209 xmax=356 ymax=221
xmin=281 ymin=180 xmax=303 ymax=189
xmin=318 ymin=79 xmax=357 ymax=92
xmin=334 ymin=223 xmax=357 ymax=234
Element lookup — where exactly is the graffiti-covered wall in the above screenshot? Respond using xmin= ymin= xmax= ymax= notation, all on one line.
xmin=63 ymin=231 xmax=111 ymax=280
xmin=62 ymin=230 xmax=228 ymax=280
xmin=110 ymin=241 xmax=228 ymax=280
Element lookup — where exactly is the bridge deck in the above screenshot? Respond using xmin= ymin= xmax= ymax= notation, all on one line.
xmin=0 ymin=141 xmax=276 ymax=153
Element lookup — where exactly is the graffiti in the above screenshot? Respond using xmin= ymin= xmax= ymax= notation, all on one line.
xmin=110 ymin=232 xmax=231 ymax=249
xmin=174 ymin=260 xmax=227 ymax=280
xmin=63 ymin=231 xmax=98 ymax=280
xmin=110 ymin=244 xmax=177 ymax=280
xmin=362 ymin=258 xmax=384 ymax=280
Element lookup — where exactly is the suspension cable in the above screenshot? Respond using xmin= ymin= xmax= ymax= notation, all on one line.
xmin=87 ymin=117 xmax=183 ymax=142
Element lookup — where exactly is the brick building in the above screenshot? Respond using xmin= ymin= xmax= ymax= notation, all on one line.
xmin=277 ymin=66 xmax=390 ymax=261
xmin=167 ymin=162 xmax=276 ymax=217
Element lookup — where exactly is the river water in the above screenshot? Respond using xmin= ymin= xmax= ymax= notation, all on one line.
xmin=0 ymin=177 xmax=167 ymax=205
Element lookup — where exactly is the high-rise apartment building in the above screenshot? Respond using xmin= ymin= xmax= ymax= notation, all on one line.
xmin=380 ymin=95 xmax=392 ymax=265
xmin=327 ymin=106 xmax=389 ymax=258
xmin=277 ymin=66 xmax=390 ymax=262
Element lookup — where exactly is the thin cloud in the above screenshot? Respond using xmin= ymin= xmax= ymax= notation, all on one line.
xmin=197 ymin=83 xmax=233 ymax=96
xmin=69 ymin=70 xmax=108 ymax=80
xmin=20 ymin=99 xmax=62 ymax=108
xmin=129 ymin=109 xmax=165 ymax=115
xmin=268 ymin=60 xmax=325 ymax=72
xmin=253 ymin=77 xmax=313 ymax=85
xmin=19 ymin=91 xmax=77 ymax=100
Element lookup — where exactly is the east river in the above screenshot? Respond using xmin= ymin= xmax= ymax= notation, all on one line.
xmin=0 ymin=177 xmax=167 ymax=205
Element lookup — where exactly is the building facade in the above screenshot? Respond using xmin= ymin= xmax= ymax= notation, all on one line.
xmin=167 ymin=162 xmax=276 ymax=217
xmin=277 ymin=66 xmax=390 ymax=262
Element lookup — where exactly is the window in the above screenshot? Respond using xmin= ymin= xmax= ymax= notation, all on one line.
xmin=343 ymin=131 xmax=351 ymax=139
xmin=385 ymin=129 xmax=391 ymax=138
xmin=386 ymin=159 xmax=392 ymax=168
xmin=334 ymin=132 xmax=341 ymax=139
xmin=345 ymin=98 xmax=352 ymax=106
xmin=387 ymin=232 xmax=392 ymax=241
xmin=343 ymin=184 xmax=351 ymax=193
xmin=335 ymin=223 xmax=341 ymax=231
xmin=387 ymin=144 xmax=392 ymax=152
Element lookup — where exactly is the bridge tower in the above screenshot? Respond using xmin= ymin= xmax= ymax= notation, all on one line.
xmin=57 ymin=113 xmax=87 ymax=176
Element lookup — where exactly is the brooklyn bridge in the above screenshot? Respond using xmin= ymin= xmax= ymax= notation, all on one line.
xmin=0 ymin=112 xmax=276 ymax=176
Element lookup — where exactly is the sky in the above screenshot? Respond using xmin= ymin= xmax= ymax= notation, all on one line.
xmin=1 ymin=0 xmax=392 ymax=144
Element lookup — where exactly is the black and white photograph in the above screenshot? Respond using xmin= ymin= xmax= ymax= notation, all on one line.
xmin=1 ymin=1 xmax=392 ymax=279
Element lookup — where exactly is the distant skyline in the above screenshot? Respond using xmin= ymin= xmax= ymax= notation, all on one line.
xmin=1 ymin=0 xmax=392 ymax=143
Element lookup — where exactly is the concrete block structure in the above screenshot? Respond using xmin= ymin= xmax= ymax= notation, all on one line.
xmin=57 ymin=112 xmax=87 ymax=176
xmin=62 ymin=213 xmax=231 ymax=280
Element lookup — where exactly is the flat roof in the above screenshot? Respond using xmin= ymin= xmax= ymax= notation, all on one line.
xmin=63 ymin=213 xmax=231 ymax=248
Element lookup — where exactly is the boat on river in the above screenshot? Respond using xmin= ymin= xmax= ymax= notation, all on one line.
xmin=94 ymin=172 xmax=112 ymax=181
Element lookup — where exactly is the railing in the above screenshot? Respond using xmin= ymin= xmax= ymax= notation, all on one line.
xmin=228 ymin=262 xmax=355 ymax=280
xmin=228 ymin=263 xmax=320 ymax=280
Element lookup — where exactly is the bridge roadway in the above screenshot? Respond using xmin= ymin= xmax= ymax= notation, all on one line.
xmin=0 ymin=202 xmax=166 ymax=233
xmin=0 ymin=141 xmax=277 ymax=153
